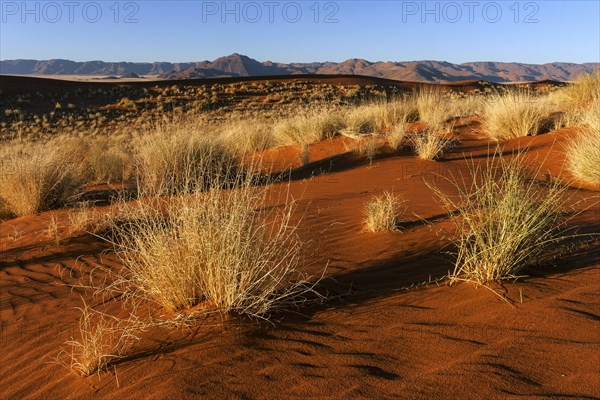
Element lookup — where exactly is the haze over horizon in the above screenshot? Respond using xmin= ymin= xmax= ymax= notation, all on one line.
xmin=1 ymin=1 xmax=599 ymax=64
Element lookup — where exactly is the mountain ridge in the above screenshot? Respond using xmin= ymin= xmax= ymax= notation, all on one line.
xmin=1 ymin=53 xmax=598 ymax=83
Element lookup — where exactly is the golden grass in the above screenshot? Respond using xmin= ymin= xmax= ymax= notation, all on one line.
xmin=483 ymin=91 xmax=552 ymax=140
xmin=450 ymin=94 xmax=486 ymax=118
xmin=431 ymin=156 xmax=570 ymax=284
xmin=86 ymin=138 xmax=131 ymax=183
xmin=273 ymin=107 xmax=345 ymax=145
xmin=562 ymin=70 xmax=600 ymax=107
xmin=61 ymin=302 xmax=140 ymax=376
xmin=387 ymin=123 xmax=408 ymax=151
xmin=0 ymin=138 xmax=86 ymax=217
xmin=565 ymin=125 xmax=600 ymax=185
xmin=364 ymin=191 xmax=405 ymax=232
xmin=218 ymin=118 xmax=275 ymax=155
xmin=134 ymin=125 xmax=237 ymax=195
xmin=272 ymin=99 xmax=416 ymax=145
xmin=344 ymin=107 xmax=378 ymax=134
xmin=578 ymin=99 xmax=600 ymax=130
xmin=106 ymin=167 xmax=317 ymax=318
xmin=299 ymin=144 xmax=311 ymax=165
xmin=343 ymin=98 xmax=417 ymax=135
xmin=415 ymin=89 xmax=454 ymax=129
xmin=352 ymin=135 xmax=382 ymax=164
xmin=412 ymin=130 xmax=452 ymax=161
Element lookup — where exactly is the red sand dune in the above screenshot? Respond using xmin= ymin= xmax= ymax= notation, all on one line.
xmin=0 ymin=126 xmax=599 ymax=399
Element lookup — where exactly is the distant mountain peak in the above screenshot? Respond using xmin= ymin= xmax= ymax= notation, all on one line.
xmin=1 ymin=55 xmax=597 ymax=83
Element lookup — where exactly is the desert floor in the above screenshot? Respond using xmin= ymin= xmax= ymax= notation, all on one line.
xmin=1 ymin=113 xmax=599 ymax=399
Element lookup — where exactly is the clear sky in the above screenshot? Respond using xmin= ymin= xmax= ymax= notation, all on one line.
xmin=1 ymin=0 xmax=599 ymax=64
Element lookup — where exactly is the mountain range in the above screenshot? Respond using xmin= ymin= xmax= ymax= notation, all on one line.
xmin=1 ymin=54 xmax=597 ymax=83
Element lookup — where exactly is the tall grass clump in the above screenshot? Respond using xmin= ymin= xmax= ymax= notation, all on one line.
xmin=415 ymin=88 xmax=455 ymax=129
xmin=565 ymin=115 xmax=600 ymax=184
xmin=364 ymin=191 xmax=405 ymax=232
xmin=562 ymin=70 xmax=600 ymax=107
xmin=579 ymin=99 xmax=600 ymax=130
xmin=343 ymin=98 xmax=417 ymax=136
xmin=412 ymin=129 xmax=453 ymax=161
xmin=483 ymin=90 xmax=552 ymax=140
xmin=86 ymin=138 xmax=131 ymax=183
xmin=108 ymin=169 xmax=316 ymax=318
xmin=273 ymin=107 xmax=345 ymax=145
xmin=219 ymin=118 xmax=275 ymax=155
xmin=450 ymin=94 xmax=486 ymax=118
xmin=134 ymin=126 xmax=237 ymax=195
xmin=0 ymin=138 xmax=86 ymax=217
xmin=387 ymin=123 xmax=408 ymax=151
xmin=431 ymin=156 xmax=570 ymax=284
xmin=351 ymin=135 xmax=382 ymax=165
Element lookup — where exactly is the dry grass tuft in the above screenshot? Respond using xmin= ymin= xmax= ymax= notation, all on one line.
xmin=578 ymin=99 xmax=600 ymax=130
xmin=416 ymin=89 xmax=455 ymax=129
xmin=219 ymin=119 xmax=275 ymax=155
xmin=450 ymin=94 xmax=486 ymax=117
xmin=299 ymin=144 xmax=311 ymax=165
xmin=61 ymin=302 xmax=140 ymax=376
xmin=344 ymin=106 xmax=379 ymax=134
xmin=565 ymin=123 xmax=600 ymax=185
xmin=431 ymin=156 xmax=570 ymax=284
xmin=364 ymin=191 xmax=405 ymax=232
xmin=134 ymin=126 xmax=237 ymax=195
xmin=387 ymin=123 xmax=408 ymax=151
xmin=86 ymin=138 xmax=131 ymax=183
xmin=0 ymin=138 xmax=86 ymax=217
xmin=352 ymin=135 xmax=382 ymax=164
xmin=273 ymin=107 xmax=345 ymax=145
xmin=106 ymin=169 xmax=318 ymax=318
xmin=562 ymin=70 xmax=600 ymax=107
xmin=483 ymin=91 xmax=552 ymax=140
xmin=412 ymin=130 xmax=453 ymax=160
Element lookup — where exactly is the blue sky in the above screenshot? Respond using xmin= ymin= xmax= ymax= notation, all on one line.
xmin=1 ymin=1 xmax=599 ymax=63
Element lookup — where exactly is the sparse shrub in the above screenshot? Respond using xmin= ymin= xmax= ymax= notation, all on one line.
xmin=364 ymin=191 xmax=405 ymax=232
xmin=483 ymin=91 xmax=552 ymax=140
xmin=431 ymin=156 xmax=570 ymax=284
